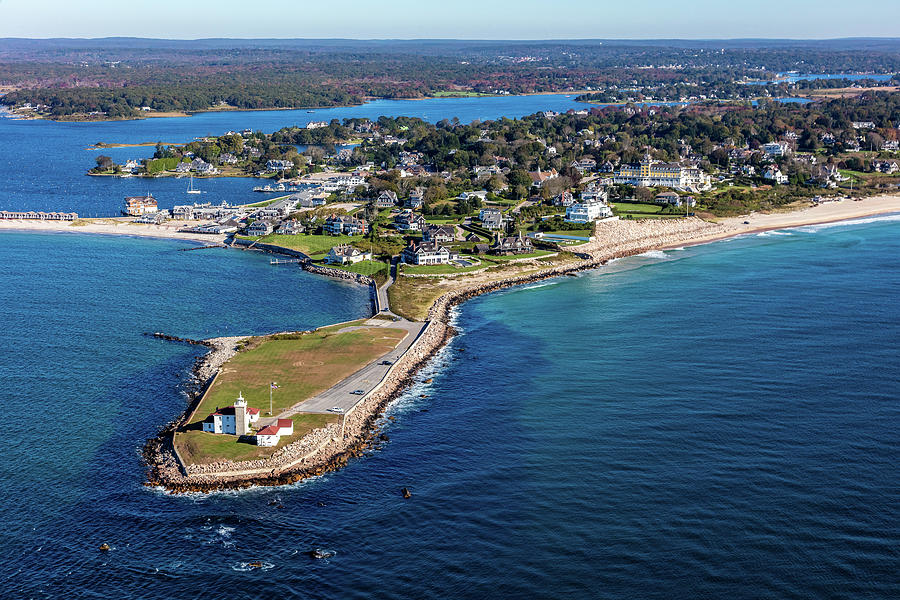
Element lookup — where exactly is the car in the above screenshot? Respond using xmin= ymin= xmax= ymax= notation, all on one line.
xmin=743 ymin=220 xmax=750 ymax=225
xmin=381 ymin=360 xmax=393 ymax=365
xmin=350 ymin=389 xmax=365 ymax=395
xmin=328 ymin=406 xmax=344 ymax=413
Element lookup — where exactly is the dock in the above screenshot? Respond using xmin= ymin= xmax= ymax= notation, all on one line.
xmin=270 ymin=258 xmax=305 ymax=265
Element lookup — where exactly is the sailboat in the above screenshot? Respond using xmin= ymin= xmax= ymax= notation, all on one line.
xmin=187 ymin=175 xmax=202 ymax=194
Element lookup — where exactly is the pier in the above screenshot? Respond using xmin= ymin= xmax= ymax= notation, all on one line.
xmin=270 ymin=258 xmax=305 ymax=265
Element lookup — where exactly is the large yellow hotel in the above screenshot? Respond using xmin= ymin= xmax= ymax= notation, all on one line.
xmin=613 ymin=154 xmax=711 ymax=191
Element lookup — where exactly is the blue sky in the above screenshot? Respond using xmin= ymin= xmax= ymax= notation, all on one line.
xmin=2 ymin=0 xmax=900 ymax=39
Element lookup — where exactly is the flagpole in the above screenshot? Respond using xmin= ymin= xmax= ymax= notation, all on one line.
xmin=269 ymin=384 xmax=273 ymax=416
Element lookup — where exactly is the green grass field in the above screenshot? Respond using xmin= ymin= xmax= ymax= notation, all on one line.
xmin=194 ymin=326 xmax=408 ymax=420
xmin=483 ymin=250 xmax=554 ymax=261
xmin=255 ymin=233 xmax=362 ymax=257
xmin=323 ymin=259 xmax=389 ymax=277
xmin=175 ymin=324 xmax=408 ymax=463
xmin=401 ymin=262 xmax=487 ymax=275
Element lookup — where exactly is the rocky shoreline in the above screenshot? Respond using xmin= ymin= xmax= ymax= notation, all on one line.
xmin=144 ymin=217 xmax=729 ymax=493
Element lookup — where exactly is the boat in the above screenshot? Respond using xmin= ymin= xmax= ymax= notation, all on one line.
xmin=186 ymin=175 xmax=201 ymax=194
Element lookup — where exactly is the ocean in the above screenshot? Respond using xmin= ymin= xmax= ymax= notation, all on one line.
xmin=1 ymin=97 xmax=898 ymax=598
xmin=1 ymin=217 xmax=898 ymax=598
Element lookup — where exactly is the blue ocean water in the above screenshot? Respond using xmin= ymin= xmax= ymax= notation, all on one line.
xmin=0 ymin=94 xmax=588 ymax=215
xmin=1 ymin=216 xmax=898 ymax=598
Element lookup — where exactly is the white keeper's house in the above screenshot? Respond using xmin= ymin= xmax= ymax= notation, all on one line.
xmin=256 ymin=419 xmax=295 ymax=447
xmin=202 ymin=392 xmax=260 ymax=435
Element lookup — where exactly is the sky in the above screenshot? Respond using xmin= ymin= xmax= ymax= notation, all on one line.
xmin=2 ymin=0 xmax=900 ymax=39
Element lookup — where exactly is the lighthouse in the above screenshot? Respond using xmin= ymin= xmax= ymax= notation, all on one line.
xmin=234 ymin=392 xmax=249 ymax=436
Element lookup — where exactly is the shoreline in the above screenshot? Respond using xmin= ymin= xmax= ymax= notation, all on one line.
xmin=140 ymin=193 xmax=900 ymax=493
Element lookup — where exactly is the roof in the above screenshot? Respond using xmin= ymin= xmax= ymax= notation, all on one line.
xmin=277 ymin=419 xmax=293 ymax=428
xmin=246 ymin=407 xmax=260 ymax=415
xmin=257 ymin=425 xmax=280 ymax=436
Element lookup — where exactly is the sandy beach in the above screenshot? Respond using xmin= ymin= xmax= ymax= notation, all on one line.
xmin=0 ymin=217 xmax=226 ymax=244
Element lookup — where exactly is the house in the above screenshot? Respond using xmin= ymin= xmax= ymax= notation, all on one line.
xmin=276 ymin=219 xmax=304 ymax=235
xmin=570 ymin=157 xmax=597 ymax=174
xmin=402 ymin=240 xmax=452 ymax=265
xmin=325 ymin=244 xmax=372 ymax=265
xmin=473 ymin=165 xmax=502 ymax=178
xmin=479 ymin=208 xmax=503 ymax=230
xmin=325 ymin=215 xmax=368 ymax=236
xmin=873 ymin=160 xmax=899 ymax=174
xmin=394 ymin=211 xmax=427 ymax=232
xmin=174 ymin=162 xmax=192 ymax=173
xmin=122 ymin=195 xmax=157 ymax=216
xmin=566 ymin=200 xmax=612 ymax=223
xmin=299 ymin=196 xmax=327 ymax=208
xmin=580 ymin=187 xmax=608 ymax=203
xmin=528 ymin=168 xmax=559 ymax=188
xmin=465 ymin=233 xmax=482 ymax=243
xmin=247 ymin=220 xmax=274 ymax=236
xmin=219 ymin=153 xmax=238 ymax=165
xmin=654 ymin=191 xmax=682 ymax=205
xmin=306 ymin=121 xmax=328 ymax=129
xmin=763 ymin=167 xmax=789 ymax=184
xmin=266 ymin=159 xmax=293 ymax=173
xmin=423 ymin=224 xmax=455 ymax=244
xmin=881 ymin=140 xmax=899 ymax=152
xmin=851 ymin=121 xmax=876 ymax=130
xmin=763 ymin=142 xmax=790 ymax=157
xmin=553 ymin=191 xmax=576 ymax=207
xmin=256 ymin=419 xmax=295 ymax=447
xmin=406 ymin=189 xmax=425 ymax=209
xmin=490 ymin=233 xmax=534 ymax=255
xmin=375 ymin=190 xmax=399 ymax=208
xmin=202 ymin=393 xmax=259 ymax=436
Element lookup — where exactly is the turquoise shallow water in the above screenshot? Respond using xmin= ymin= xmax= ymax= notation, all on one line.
xmin=1 ymin=216 xmax=898 ymax=598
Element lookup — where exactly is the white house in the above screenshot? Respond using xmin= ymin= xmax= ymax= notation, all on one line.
xmin=763 ymin=167 xmax=789 ymax=184
xmin=247 ymin=220 xmax=273 ymax=236
xmin=763 ymin=142 xmax=790 ymax=157
xmin=325 ymin=244 xmax=372 ymax=265
xmin=202 ymin=393 xmax=260 ymax=435
xmin=256 ymin=419 xmax=295 ymax=447
xmin=402 ymin=240 xmax=452 ymax=265
xmin=566 ymin=200 xmax=613 ymax=223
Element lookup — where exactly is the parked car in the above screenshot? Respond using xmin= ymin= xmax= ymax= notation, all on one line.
xmin=351 ymin=389 xmax=365 ymax=395
xmin=381 ymin=360 xmax=393 ymax=365
xmin=328 ymin=406 xmax=344 ymax=413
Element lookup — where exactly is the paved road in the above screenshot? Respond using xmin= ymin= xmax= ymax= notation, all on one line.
xmin=260 ymin=318 xmax=426 ymax=418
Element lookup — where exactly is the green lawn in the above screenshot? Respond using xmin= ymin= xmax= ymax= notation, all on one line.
xmin=611 ymin=201 xmax=665 ymax=214
xmin=254 ymin=233 xmax=362 ymax=257
xmin=537 ymin=230 xmax=592 ymax=239
xmin=192 ymin=326 xmax=408 ymax=420
xmin=401 ymin=262 xmax=487 ymax=275
xmin=424 ymin=217 xmax=461 ymax=224
xmin=175 ymin=325 xmax=409 ymax=463
xmin=483 ymin=250 xmax=554 ymax=261
xmin=322 ymin=259 xmax=389 ymax=277
xmin=242 ymin=195 xmax=290 ymax=208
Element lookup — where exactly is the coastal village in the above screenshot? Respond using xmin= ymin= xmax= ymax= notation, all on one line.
xmin=5 ymin=99 xmax=900 ymax=485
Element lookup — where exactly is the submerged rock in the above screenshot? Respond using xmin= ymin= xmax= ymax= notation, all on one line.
xmin=308 ymin=548 xmax=334 ymax=559
xmin=401 ymin=487 xmax=412 ymax=499
xmin=99 ymin=543 xmax=110 ymax=552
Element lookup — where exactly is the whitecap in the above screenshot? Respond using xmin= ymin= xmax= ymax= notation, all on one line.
xmin=636 ymin=250 xmax=670 ymax=260
xmin=796 ymin=213 xmax=900 ymax=233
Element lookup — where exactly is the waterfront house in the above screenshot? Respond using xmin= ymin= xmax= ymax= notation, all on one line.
xmin=402 ymin=240 xmax=453 ymax=265
xmin=375 ymin=190 xmax=399 ymax=208
xmin=325 ymin=215 xmax=369 ymax=236
xmin=202 ymin=393 xmax=259 ymax=436
xmin=763 ymin=167 xmax=789 ymax=184
xmin=423 ymin=224 xmax=455 ymax=244
xmin=266 ymin=159 xmax=293 ymax=173
xmin=566 ymin=200 xmax=612 ymax=222
xmin=122 ymin=195 xmax=158 ymax=216
xmin=325 ymin=244 xmax=372 ymax=265
xmin=256 ymin=419 xmax=294 ymax=447
xmin=248 ymin=220 xmax=274 ymax=236
xmin=174 ymin=162 xmax=192 ymax=173
xmin=276 ymin=219 xmax=304 ymax=235
xmin=490 ymin=233 xmax=534 ymax=256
